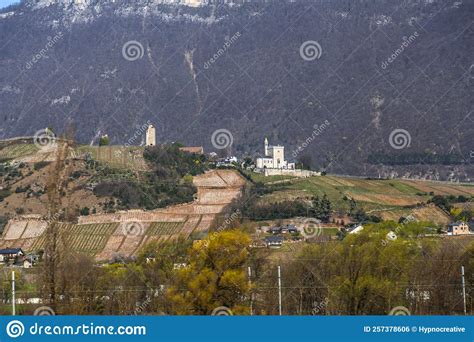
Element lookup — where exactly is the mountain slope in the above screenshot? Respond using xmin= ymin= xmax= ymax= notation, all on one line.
xmin=0 ymin=0 xmax=473 ymax=180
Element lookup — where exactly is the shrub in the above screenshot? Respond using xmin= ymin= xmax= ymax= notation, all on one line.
xmin=33 ymin=161 xmax=50 ymax=170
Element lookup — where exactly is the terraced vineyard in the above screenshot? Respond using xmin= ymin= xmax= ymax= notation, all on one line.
xmin=0 ymin=170 xmax=247 ymax=259
xmin=67 ymin=223 xmax=119 ymax=235
xmin=0 ymin=143 xmax=39 ymax=161
xmin=146 ymin=221 xmax=185 ymax=236
xmin=62 ymin=234 xmax=110 ymax=255
xmin=30 ymin=223 xmax=120 ymax=256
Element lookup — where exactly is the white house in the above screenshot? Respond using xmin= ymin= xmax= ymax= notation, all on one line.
xmin=348 ymin=224 xmax=364 ymax=234
xmin=256 ymin=138 xmax=295 ymax=170
xmin=447 ymin=221 xmax=471 ymax=235
xmin=23 ymin=259 xmax=33 ymax=268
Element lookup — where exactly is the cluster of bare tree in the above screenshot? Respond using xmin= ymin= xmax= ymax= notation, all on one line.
xmin=255 ymin=229 xmax=473 ymax=315
xmin=0 ymin=222 xmax=472 ymax=316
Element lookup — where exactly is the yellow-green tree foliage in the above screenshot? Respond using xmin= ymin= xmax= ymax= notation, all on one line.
xmin=166 ymin=230 xmax=251 ymax=315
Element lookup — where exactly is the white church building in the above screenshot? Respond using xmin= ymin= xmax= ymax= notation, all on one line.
xmin=256 ymin=138 xmax=295 ymax=170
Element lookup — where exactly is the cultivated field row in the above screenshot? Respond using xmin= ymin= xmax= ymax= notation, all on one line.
xmin=0 ymin=170 xmax=246 ymax=260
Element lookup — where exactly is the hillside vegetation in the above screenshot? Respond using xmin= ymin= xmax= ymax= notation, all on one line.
xmin=0 ymin=0 xmax=472 ymax=180
xmin=3 ymin=228 xmax=472 ymax=315
xmin=244 ymin=172 xmax=474 ymax=225
xmin=0 ymin=142 xmax=208 ymax=219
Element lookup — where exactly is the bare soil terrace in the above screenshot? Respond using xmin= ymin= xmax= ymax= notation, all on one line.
xmin=0 ymin=170 xmax=246 ymax=260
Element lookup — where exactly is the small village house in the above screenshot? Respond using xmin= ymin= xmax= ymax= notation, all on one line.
xmin=447 ymin=221 xmax=471 ymax=236
xmin=264 ymin=236 xmax=283 ymax=248
xmin=282 ymin=224 xmax=298 ymax=234
xmin=269 ymin=226 xmax=282 ymax=235
xmin=269 ymin=224 xmax=299 ymax=235
xmin=0 ymin=248 xmax=24 ymax=264
xmin=23 ymin=258 xmax=33 ymax=268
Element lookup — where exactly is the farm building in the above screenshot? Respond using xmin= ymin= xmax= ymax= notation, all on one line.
xmin=282 ymin=224 xmax=298 ymax=234
xmin=269 ymin=226 xmax=282 ymax=235
xmin=269 ymin=225 xmax=299 ymax=235
xmin=264 ymin=236 xmax=283 ymax=248
xmin=0 ymin=248 xmax=24 ymax=262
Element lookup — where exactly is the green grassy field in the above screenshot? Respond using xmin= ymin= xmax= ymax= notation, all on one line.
xmin=244 ymin=171 xmax=474 ymax=224
xmin=0 ymin=143 xmax=39 ymax=161
xmin=0 ymin=142 xmax=148 ymax=171
xmin=74 ymin=145 xmax=147 ymax=170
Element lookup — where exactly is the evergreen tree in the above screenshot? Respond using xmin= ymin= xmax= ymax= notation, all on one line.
xmin=320 ymin=194 xmax=332 ymax=223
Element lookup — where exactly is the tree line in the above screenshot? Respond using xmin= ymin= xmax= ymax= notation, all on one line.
xmin=93 ymin=144 xmax=207 ymax=210
xmin=1 ymin=223 xmax=472 ymax=316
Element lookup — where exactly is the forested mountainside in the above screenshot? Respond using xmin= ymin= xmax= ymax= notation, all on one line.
xmin=0 ymin=0 xmax=473 ymax=180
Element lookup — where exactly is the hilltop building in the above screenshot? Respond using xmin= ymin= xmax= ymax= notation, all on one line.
xmin=254 ymin=138 xmax=320 ymax=178
xmin=256 ymin=138 xmax=295 ymax=170
xmin=146 ymin=124 xmax=156 ymax=146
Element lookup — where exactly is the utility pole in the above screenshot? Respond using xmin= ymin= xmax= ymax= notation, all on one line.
xmin=278 ymin=265 xmax=282 ymax=316
xmin=248 ymin=266 xmax=253 ymax=316
xmin=11 ymin=271 xmax=15 ymax=316
xmin=461 ymin=266 xmax=467 ymax=315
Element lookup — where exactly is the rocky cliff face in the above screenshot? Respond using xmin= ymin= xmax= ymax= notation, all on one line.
xmin=1 ymin=0 xmax=473 ymax=180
